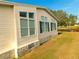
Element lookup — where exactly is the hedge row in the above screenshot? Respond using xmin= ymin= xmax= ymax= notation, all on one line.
xmin=58 ymin=26 xmax=79 ymax=32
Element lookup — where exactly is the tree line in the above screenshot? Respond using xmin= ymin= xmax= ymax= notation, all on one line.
xmin=51 ymin=10 xmax=77 ymax=26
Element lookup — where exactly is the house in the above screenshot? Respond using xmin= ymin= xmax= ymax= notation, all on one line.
xmin=0 ymin=1 xmax=58 ymax=59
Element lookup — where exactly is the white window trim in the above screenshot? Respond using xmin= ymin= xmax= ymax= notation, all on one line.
xmin=40 ymin=16 xmax=50 ymax=33
xmin=19 ymin=11 xmax=35 ymax=38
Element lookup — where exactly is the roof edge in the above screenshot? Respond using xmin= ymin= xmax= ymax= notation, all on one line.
xmin=0 ymin=1 xmax=58 ymax=21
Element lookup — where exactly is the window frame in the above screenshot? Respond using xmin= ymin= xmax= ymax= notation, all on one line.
xmin=29 ymin=12 xmax=34 ymax=19
xmin=40 ymin=16 xmax=50 ymax=33
xmin=19 ymin=11 xmax=35 ymax=38
xmin=29 ymin=19 xmax=35 ymax=35
xmin=50 ymin=22 xmax=56 ymax=31
xmin=20 ymin=12 xmax=27 ymax=17
xmin=20 ymin=18 xmax=28 ymax=37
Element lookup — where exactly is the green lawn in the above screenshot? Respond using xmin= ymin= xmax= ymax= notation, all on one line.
xmin=20 ymin=32 xmax=79 ymax=59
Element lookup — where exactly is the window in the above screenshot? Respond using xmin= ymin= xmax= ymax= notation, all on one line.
xmin=45 ymin=22 xmax=49 ymax=32
xmin=20 ymin=12 xmax=27 ymax=17
xmin=29 ymin=13 xmax=34 ymax=18
xmin=41 ymin=16 xmax=47 ymax=21
xmin=29 ymin=12 xmax=35 ymax=35
xmin=54 ymin=23 xmax=56 ymax=30
xmin=20 ymin=12 xmax=35 ymax=37
xmin=40 ymin=16 xmax=50 ymax=33
xmin=29 ymin=20 xmax=35 ymax=35
xmin=47 ymin=23 xmax=50 ymax=31
xmin=51 ymin=23 xmax=56 ymax=31
xmin=45 ymin=17 xmax=47 ymax=21
xmin=20 ymin=19 xmax=28 ymax=36
xmin=51 ymin=23 xmax=54 ymax=31
xmin=40 ymin=21 xmax=45 ymax=33
xmin=41 ymin=16 xmax=45 ymax=21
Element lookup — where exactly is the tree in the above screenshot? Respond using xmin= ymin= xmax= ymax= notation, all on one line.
xmin=69 ymin=14 xmax=77 ymax=26
xmin=51 ymin=10 xmax=77 ymax=26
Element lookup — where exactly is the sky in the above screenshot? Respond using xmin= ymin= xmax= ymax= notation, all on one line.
xmin=6 ymin=0 xmax=79 ymax=22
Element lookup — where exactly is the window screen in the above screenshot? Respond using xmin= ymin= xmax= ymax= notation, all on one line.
xmin=29 ymin=20 xmax=35 ymax=35
xmin=45 ymin=22 xmax=49 ymax=32
xmin=20 ymin=19 xmax=28 ymax=36
xmin=40 ymin=21 xmax=45 ymax=33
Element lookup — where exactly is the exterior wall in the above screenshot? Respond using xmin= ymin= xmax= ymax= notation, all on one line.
xmin=0 ymin=50 xmax=14 ymax=59
xmin=18 ymin=41 xmax=39 ymax=56
xmin=14 ymin=5 xmax=39 ymax=49
xmin=37 ymin=8 xmax=58 ymax=43
xmin=0 ymin=5 xmax=16 ymax=55
xmin=0 ymin=2 xmax=58 ymax=59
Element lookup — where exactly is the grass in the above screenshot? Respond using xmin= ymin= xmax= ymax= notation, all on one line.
xmin=20 ymin=32 xmax=79 ymax=59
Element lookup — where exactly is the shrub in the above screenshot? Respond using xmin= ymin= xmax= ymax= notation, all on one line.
xmin=58 ymin=25 xmax=79 ymax=32
xmin=71 ymin=25 xmax=79 ymax=32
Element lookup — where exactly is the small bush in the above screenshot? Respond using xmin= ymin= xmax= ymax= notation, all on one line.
xmin=71 ymin=25 xmax=79 ymax=32
xmin=58 ymin=25 xmax=79 ymax=32
xmin=58 ymin=28 xmax=71 ymax=32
